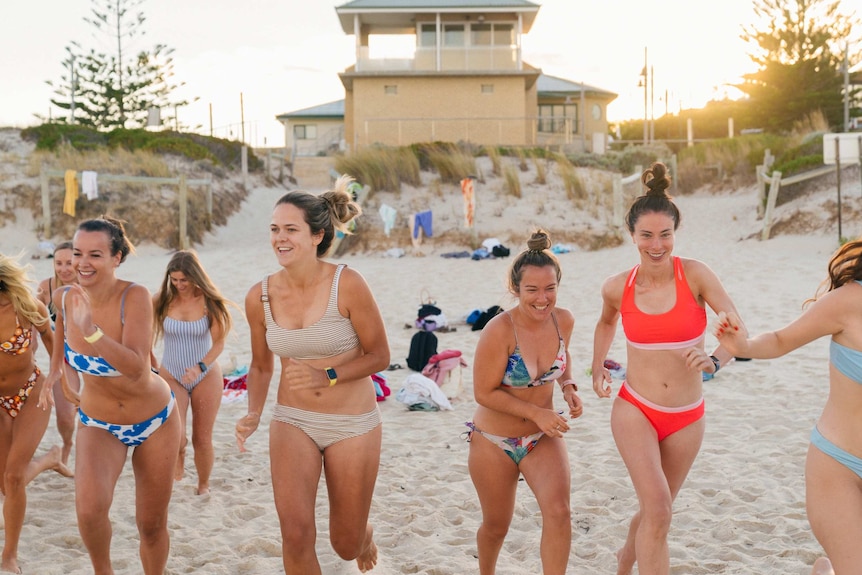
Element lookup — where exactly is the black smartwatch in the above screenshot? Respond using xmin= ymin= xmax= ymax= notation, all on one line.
xmin=709 ymin=355 xmax=721 ymax=373
xmin=198 ymin=361 xmax=208 ymax=373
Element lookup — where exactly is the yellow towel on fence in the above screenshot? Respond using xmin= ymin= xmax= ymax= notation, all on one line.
xmin=63 ymin=170 xmax=78 ymax=217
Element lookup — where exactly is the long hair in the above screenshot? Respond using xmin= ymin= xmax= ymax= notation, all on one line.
xmin=274 ymin=174 xmax=362 ymax=257
xmin=0 ymin=253 xmax=48 ymax=328
xmin=805 ymin=238 xmax=862 ymax=308
xmin=152 ymin=250 xmax=235 ymax=341
xmin=507 ymin=229 xmax=562 ymax=293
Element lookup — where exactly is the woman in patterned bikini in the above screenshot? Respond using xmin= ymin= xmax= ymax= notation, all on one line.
xmin=36 ymin=241 xmax=81 ymax=465
xmin=39 ymin=216 xmax=181 ymax=575
xmin=467 ymin=230 xmax=583 ymax=575
xmin=235 ymin=175 xmax=389 ymax=574
xmin=152 ymin=249 xmax=234 ymax=495
xmin=0 ymin=253 xmax=71 ymax=574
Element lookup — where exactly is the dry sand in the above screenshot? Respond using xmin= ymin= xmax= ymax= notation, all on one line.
xmin=5 ymin=137 xmax=862 ymax=573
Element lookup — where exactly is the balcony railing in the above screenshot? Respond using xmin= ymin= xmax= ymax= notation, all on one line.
xmin=356 ymin=45 xmax=519 ymax=73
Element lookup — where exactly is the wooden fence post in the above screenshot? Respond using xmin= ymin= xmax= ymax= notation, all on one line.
xmin=761 ymin=171 xmax=782 ymax=240
xmin=206 ymin=180 xmax=213 ymax=231
xmin=179 ymin=174 xmax=189 ymax=249
xmin=612 ymin=173 xmax=623 ymax=227
xmin=40 ymin=167 xmax=51 ymax=238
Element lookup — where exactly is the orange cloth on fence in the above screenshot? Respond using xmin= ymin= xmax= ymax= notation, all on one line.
xmin=461 ymin=177 xmax=475 ymax=228
xmin=63 ymin=170 xmax=78 ymax=217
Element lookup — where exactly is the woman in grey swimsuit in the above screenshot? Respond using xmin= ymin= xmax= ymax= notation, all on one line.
xmin=236 ymin=175 xmax=389 ymax=574
xmin=40 ymin=216 xmax=181 ymax=575
xmin=716 ymin=238 xmax=862 ymax=575
xmin=152 ymin=249 xmax=234 ymax=495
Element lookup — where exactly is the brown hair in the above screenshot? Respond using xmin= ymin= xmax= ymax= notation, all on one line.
xmin=806 ymin=238 xmax=862 ymax=307
xmin=507 ymin=229 xmax=562 ymax=293
xmin=76 ymin=216 xmax=135 ymax=263
xmin=624 ymin=161 xmax=680 ymax=233
xmin=274 ymin=175 xmax=362 ymax=257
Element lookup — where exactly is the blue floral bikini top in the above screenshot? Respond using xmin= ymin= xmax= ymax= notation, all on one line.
xmin=501 ymin=311 xmax=567 ymax=388
xmin=62 ymin=284 xmax=135 ymax=377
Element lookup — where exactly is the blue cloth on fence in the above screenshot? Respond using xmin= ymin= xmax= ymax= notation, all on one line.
xmin=413 ymin=211 xmax=433 ymax=239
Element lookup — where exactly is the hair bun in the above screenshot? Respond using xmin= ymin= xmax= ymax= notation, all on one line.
xmin=526 ymin=230 xmax=551 ymax=252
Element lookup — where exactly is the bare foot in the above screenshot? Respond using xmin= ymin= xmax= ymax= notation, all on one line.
xmin=196 ymin=484 xmax=210 ymax=496
xmin=0 ymin=557 xmax=21 ymax=573
xmin=46 ymin=445 xmax=73 ymax=478
xmin=811 ymin=557 xmax=834 ymax=575
xmin=356 ymin=525 xmax=378 ymax=573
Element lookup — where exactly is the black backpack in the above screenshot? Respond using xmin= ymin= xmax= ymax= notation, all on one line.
xmin=406 ymin=330 xmax=438 ymax=371
xmin=471 ymin=305 xmax=503 ymax=331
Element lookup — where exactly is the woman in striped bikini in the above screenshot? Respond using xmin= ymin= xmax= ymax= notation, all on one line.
xmin=152 ymin=250 xmax=234 ymax=495
xmin=235 ymin=175 xmax=390 ymax=574
xmin=591 ymin=162 xmax=740 ymax=575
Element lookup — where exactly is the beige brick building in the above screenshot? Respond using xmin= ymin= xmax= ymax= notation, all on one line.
xmin=277 ymin=0 xmax=617 ymax=156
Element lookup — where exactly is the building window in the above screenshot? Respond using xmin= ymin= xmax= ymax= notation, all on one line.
xmin=443 ymin=24 xmax=465 ymax=47
xmin=294 ymin=125 xmax=317 ymax=140
xmin=384 ymin=85 xmax=398 ymax=95
xmin=481 ymin=84 xmax=494 ymax=94
xmin=419 ymin=23 xmax=436 ymax=47
xmin=493 ymin=24 xmax=514 ymax=46
xmin=538 ymin=104 xmax=578 ymax=134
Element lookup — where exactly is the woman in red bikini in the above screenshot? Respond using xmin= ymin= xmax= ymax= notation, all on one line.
xmin=0 ymin=253 xmax=72 ymax=574
xmin=591 ymin=162 xmax=739 ymax=575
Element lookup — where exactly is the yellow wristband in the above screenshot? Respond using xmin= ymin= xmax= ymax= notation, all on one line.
xmin=560 ymin=380 xmax=578 ymax=392
xmin=83 ymin=326 xmax=104 ymax=344
xmin=325 ymin=367 xmax=338 ymax=387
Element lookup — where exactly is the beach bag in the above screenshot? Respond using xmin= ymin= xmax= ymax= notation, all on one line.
xmin=492 ymin=244 xmax=510 ymax=257
xmin=407 ymin=330 xmax=438 ymax=371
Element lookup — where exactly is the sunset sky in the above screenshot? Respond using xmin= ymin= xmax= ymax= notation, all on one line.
xmin=0 ymin=0 xmax=765 ymax=147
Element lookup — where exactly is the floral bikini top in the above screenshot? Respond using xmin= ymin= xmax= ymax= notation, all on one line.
xmin=0 ymin=316 xmax=31 ymax=356
xmin=501 ymin=311 xmax=567 ymax=388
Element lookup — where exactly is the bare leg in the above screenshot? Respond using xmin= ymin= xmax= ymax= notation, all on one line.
xmin=131 ymin=407 xmax=181 ymax=575
xmin=188 ymin=369 xmax=222 ymax=495
xmin=805 ymin=444 xmax=862 ymax=575
xmin=54 ymin=365 xmax=81 ymax=465
xmin=520 ymin=436 xmax=572 ymax=575
xmin=324 ymin=425 xmax=382 ymax=573
xmin=164 ymin=377 xmax=190 ymax=482
xmin=270 ymin=420 xmax=325 ymax=574
xmin=468 ymin=431 xmax=521 ymax=575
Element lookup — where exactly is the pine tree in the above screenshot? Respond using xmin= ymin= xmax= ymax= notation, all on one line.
xmin=736 ymin=0 xmax=860 ymax=132
xmin=46 ymin=0 xmax=189 ymax=129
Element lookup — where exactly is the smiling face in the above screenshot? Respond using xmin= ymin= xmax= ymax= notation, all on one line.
xmin=169 ymin=271 xmax=194 ymax=295
xmin=515 ymin=265 xmax=558 ymax=318
xmin=53 ymin=247 xmax=75 ymax=285
xmin=270 ymin=203 xmax=323 ymax=265
xmin=72 ymin=230 xmax=121 ymax=285
xmin=632 ymin=211 xmax=676 ymax=265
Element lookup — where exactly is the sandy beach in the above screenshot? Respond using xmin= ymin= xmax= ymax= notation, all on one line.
xmin=6 ymin=156 xmax=862 ymax=574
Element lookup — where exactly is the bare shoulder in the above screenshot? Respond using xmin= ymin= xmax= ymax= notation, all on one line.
xmin=554 ymin=307 xmax=575 ymax=330
xmin=245 ymin=281 xmax=263 ymax=305
xmin=336 ymin=264 xmax=369 ymax=289
xmin=601 ymin=268 xmax=629 ymax=298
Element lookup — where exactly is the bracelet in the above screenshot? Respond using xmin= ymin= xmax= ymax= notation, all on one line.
xmin=560 ymin=380 xmax=578 ymax=392
xmin=198 ymin=361 xmax=208 ymax=373
xmin=709 ymin=355 xmax=721 ymax=373
xmin=325 ymin=367 xmax=338 ymax=387
xmin=151 ymin=367 xmax=160 ymax=374
xmin=83 ymin=326 xmax=104 ymax=344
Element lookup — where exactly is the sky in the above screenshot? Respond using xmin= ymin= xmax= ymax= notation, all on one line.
xmin=0 ymin=0 xmax=760 ymax=148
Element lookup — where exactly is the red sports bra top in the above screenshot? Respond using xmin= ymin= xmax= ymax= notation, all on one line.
xmin=620 ymin=257 xmax=706 ymax=350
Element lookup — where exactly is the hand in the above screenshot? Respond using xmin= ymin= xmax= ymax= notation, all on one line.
xmin=37 ymin=370 xmax=60 ymax=411
xmin=535 ymin=408 xmax=569 ymax=437
xmin=683 ymin=347 xmax=715 ymax=373
xmin=181 ymin=365 xmax=202 ymax=385
xmin=235 ymin=412 xmax=261 ymax=452
xmin=714 ymin=311 xmax=747 ymax=355
xmin=563 ymin=386 xmax=584 ymax=419
xmin=281 ymin=358 xmax=326 ymax=390
xmin=65 ymin=285 xmax=95 ymax=335
xmin=592 ymin=366 xmax=613 ymax=398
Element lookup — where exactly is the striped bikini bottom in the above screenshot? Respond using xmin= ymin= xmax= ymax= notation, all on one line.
xmin=271 ymin=404 xmax=381 ymax=451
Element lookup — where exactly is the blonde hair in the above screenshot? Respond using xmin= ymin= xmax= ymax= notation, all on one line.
xmin=0 ymin=252 xmax=48 ymax=327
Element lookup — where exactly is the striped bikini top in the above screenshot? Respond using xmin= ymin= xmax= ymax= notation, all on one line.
xmin=262 ymin=264 xmax=360 ymax=360
xmin=620 ymin=257 xmax=706 ymax=350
